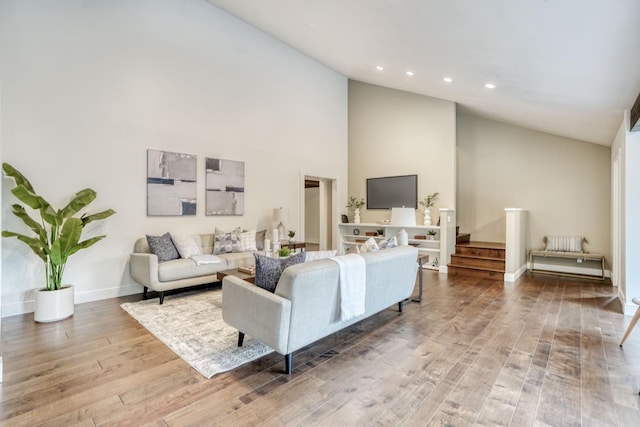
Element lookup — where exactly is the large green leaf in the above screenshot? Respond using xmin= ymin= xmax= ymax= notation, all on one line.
xmin=10 ymin=185 xmax=58 ymax=225
xmin=1 ymin=231 xmax=47 ymax=262
xmin=50 ymin=218 xmax=82 ymax=265
xmin=60 ymin=188 xmax=97 ymax=219
xmin=81 ymin=209 xmax=116 ymax=226
xmin=2 ymin=162 xmax=35 ymax=193
xmin=10 ymin=204 xmax=47 ymax=242
xmin=68 ymin=235 xmax=106 ymax=256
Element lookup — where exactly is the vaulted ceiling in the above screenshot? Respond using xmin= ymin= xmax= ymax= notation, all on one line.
xmin=208 ymin=0 xmax=640 ymax=146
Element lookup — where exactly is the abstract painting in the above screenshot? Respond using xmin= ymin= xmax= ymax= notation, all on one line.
xmin=147 ymin=149 xmax=197 ymax=216
xmin=205 ymin=157 xmax=244 ymax=216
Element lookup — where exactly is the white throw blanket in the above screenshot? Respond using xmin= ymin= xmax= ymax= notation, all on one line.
xmin=190 ymin=254 xmax=222 ymax=265
xmin=329 ymin=254 xmax=366 ymax=321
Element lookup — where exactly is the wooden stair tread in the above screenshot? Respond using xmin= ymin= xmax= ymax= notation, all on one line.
xmin=456 ymin=241 xmax=506 ymax=250
xmin=448 ymin=263 xmax=505 ymax=273
xmin=451 ymin=254 xmax=505 ymax=262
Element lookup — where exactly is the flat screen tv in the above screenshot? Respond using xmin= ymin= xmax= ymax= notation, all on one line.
xmin=366 ymin=175 xmax=417 ymax=209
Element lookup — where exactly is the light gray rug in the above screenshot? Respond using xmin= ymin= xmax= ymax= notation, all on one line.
xmin=120 ymin=289 xmax=273 ymax=379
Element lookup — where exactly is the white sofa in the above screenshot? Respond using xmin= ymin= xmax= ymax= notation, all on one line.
xmin=222 ymin=245 xmax=419 ymax=373
xmin=131 ymin=233 xmax=259 ymax=304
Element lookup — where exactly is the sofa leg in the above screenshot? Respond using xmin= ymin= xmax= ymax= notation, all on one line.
xmin=398 ymin=301 xmax=404 ymax=313
xmin=285 ymin=353 xmax=293 ymax=375
xmin=159 ymin=292 xmax=165 ymax=305
xmin=143 ymin=286 xmax=148 ymax=300
xmin=238 ymin=332 xmax=245 ymax=347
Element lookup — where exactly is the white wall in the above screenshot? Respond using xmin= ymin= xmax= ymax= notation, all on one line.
xmin=348 ymin=81 xmax=456 ymax=224
xmin=611 ymin=121 xmax=626 ymax=301
xmin=457 ymin=113 xmax=611 ymax=262
xmin=0 ymin=0 xmax=348 ymax=316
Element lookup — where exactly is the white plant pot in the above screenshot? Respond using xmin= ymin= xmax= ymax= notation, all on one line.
xmin=423 ymin=208 xmax=432 ymax=226
xmin=34 ymin=285 xmax=74 ymax=323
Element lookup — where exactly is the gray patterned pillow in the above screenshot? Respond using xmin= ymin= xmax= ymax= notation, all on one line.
xmin=146 ymin=233 xmax=180 ymax=262
xmin=254 ymin=252 xmax=306 ymax=293
xmin=379 ymin=236 xmax=398 ymax=250
xmin=214 ymin=227 xmax=242 ymax=255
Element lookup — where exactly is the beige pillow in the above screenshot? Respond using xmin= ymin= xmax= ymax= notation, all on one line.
xmin=170 ymin=233 xmax=203 ymax=259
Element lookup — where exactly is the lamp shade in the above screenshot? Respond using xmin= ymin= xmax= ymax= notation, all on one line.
xmin=273 ymin=207 xmax=288 ymax=223
xmin=390 ymin=207 xmax=416 ymax=227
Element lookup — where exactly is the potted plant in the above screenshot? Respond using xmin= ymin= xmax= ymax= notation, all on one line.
xmin=346 ymin=196 xmax=365 ymax=224
xmin=288 ymin=230 xmax=296 ymax=243
xmin=427 ymin=230 xmax=438 ymax=240
xmin=419 ymin=192 xmax=439 ymax=226
xmin=2 ymin=162 xmax=115 ymax=322
xmin=278 ymin=247 xmax=291 ymax=258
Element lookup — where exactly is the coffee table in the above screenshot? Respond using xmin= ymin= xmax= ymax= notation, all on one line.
xmin=217 ymin=268 xmax=255 ymax=284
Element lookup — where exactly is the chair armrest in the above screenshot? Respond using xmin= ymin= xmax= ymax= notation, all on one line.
xmin=130 ymin=253 xmax=159 ymax=289
xmin=222 ymin=276 xmax=291 ymax=355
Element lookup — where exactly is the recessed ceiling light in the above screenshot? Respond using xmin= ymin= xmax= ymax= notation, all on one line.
xmin=485 ymin=83 xmax=496 ymax=89
xmin=406 ymin=71 xmax=414 ymax=76
xmin=443 ymin=77 xmax=453 ymax=83
xmin=376 ymin=66 xmax=384 ymax=71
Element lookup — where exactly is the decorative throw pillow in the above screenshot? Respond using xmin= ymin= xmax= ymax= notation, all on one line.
xmin=359 ymin=237 xmax=380 ymax=254
xmin=254 ymin=252 xmax=306 ymax=292
xmin=238 ymin=229 xmax=258 ymax=252
xmin=170 ymin=233 xmax=203 ymax=259
xmin=146 ymin=233 xmax=180 ymax=262
xmin=346 ymin=245 xmax=360 ymax=254
xmin=304 ymin=250 xmax=338 ymax=262
xmin=379 ymin=236 xmax=398 ymax=250
xmin=255 ymin=229 xmax=267 ymax=250
xmin=214 ymin=227 xmax=242 ymax=255
xmin=544 ymin=236 xmax=584 ymax=253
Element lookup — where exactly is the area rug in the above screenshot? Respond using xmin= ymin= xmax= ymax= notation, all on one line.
xmin=120 ymin=289 xmax=273 ymax=379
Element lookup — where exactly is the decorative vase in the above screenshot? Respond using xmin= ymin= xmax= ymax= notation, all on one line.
xmin=423 ymin=207 xmax=431 ymax=226
xmin=354 ymin=208 xmax=361 ymax=224
xmin=34 ymin=285 xmax=74 ymax=323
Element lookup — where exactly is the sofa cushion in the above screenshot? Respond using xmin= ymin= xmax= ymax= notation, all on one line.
xmin=379 ymin=236 xmax=398 ymax=250
xmin=157 ymin=258 xmax=227 ymax=282
xmin=214 ymin=227 xmax=242 ymax=255
xmin=255 ymin=229 xmax=267 ymax=250
xmin=239 ymin=229 xmax=258 ymax=252
xmin=146 ymin=233 xmax=180 ymax=262
xmin=305 ymin=250 xmax=337 ymax=262
xmin=544 ymin=236 xmax=584 ymax=253
xmin=170 ymin=233 xmax=203 ymax=259
xmin=359 ymin=237 xmax=380 ymax=254
xmin=254 ymin=252 xmax=306 ymax=292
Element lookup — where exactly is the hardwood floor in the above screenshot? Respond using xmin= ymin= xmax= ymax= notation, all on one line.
xmin=2 ymin=272 xmax=640 ymax=426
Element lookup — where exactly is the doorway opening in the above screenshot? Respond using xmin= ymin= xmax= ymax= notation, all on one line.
xmin=302 ymin=175 xmax=337 ymax=251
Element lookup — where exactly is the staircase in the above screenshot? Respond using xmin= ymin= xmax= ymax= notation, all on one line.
xmin=448 ymin=241 xmax=506 ymax=279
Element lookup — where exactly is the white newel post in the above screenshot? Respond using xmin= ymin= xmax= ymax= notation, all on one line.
xmin=438 ymin=209 xmax=456 ymax=273
xmin=504 ymin=208 xmax=528 ymax=282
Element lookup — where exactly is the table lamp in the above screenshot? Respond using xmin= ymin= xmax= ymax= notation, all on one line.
xmin=390 ymin=207 xmax=416 ymax=246
xmin=273 ymin=207 xmax=288 ymax=242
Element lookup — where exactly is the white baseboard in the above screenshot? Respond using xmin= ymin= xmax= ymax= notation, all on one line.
xmin=504 ymin=264 xmax=527 ymax=282
xmin=439 ymin=265 xmax=448 ymax=274
xmin=1 ymin=284 xmax=143 ymax=318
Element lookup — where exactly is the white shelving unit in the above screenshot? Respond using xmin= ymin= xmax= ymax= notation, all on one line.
xmin=338 ymin=209 xmax=456 ymax=273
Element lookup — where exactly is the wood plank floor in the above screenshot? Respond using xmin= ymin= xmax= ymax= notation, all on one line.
xmin=2 ymin=272 xmax=640 ymax=426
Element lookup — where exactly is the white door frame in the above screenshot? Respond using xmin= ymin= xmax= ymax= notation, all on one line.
xmin=299 ymin=171 xmax=339 ymax=251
